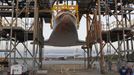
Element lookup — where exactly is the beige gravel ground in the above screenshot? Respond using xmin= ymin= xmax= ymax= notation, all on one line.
xmin=37 ymin=64 xmax=119 ymax=75
xmin=46 ymin=69 xmax=119 ymax=75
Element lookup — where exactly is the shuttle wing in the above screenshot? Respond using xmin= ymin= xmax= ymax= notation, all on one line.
xmin=44 ymin=40 xmax=85 ymax=47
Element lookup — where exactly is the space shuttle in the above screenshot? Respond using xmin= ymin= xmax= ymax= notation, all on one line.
xmin=44 ymin=10 xmax=85 ymax=47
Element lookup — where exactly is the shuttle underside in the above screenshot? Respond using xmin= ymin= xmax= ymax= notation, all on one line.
xmin=44 ymin=11 xmax=85 ymax=46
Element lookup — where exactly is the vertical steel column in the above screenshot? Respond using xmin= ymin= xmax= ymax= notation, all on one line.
xmin=86 ymin=48 xmax=90 ymax=69
xmin=114 ymin=0 xmax=118 ymax=28
xmin=13 ymin=34 xmax=17 ymax=63
xmin=86 ymin=13 xmax=89 ymax=69
xmin=98 ymin=0 xmax=105 ymax=74
xmin=131 ymin=37 xmax=134 ymax=50
xmin=9 ymin=0 xmax=15 ymax=69
xmin=117 ymin=33 xmax=122 ymax=58
xmin=89 ymin=47 xmax=92 ymax=68
xmin=39 ymin=45 xmax=43 ymax=69
xmin=120 ymin=0 xmax=127 ymax=60
xmin=86 ymin=13 xmax=91 ymax=69
xmin=15 ymin=0 xmax=18 ymax=27
xmin=128 ymin=5 xmax=133 ymax=51
xmin=33 ymin=0 xmax=38 ymax=73
xmin=38 ymin=18 xmax=43 ymax=69
xmin=86 ymin=13 xmax=90 ymax=34
xmin=84 ymin=49 xmax=86 ymax=68
xmin=125 ymin=13 xmax=129 ymax=60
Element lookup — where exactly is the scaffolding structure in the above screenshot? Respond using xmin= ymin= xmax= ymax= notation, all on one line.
xmin=0 ymin=0 xmax=133 ymax=74
xmin=82 ymin=0 xmax=134 ymax=74
xmin=0 ymin=0 xmax=51 ymax=74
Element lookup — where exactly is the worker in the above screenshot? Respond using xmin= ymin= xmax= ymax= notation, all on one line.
xmin=132 ymin=65 xmax=134 ymax=75
xmin=126 ymin=65 xmax=133 ymax=75
xmin=119 ymin=66 xmax=127 ymax=75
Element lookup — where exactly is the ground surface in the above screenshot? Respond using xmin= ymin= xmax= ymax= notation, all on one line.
xmin=35 ymin=63 xmax=119 ymax=75
xmin=46 ymin=69 xmax=118 ymax=75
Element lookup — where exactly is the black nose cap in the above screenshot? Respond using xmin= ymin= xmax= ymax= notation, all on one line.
xmin=59 ymin=0 xmax=63 ymax=4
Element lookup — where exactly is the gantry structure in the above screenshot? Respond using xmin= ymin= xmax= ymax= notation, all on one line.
xmin=0 ymin=0 xmax=133 ymax=74
xmin=81 ymin=0 xmax=134 ymax=74
xmin=0 ymin=0 xmax=52 ymax=72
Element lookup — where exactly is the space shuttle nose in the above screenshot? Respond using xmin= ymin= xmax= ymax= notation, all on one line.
xmin=62 ymin=15 xmax=71 ymax=23
xmin=63 ymin=14 xmax=70 ymax=18
xmin=44 ymin=11 xmax=85 ymax=46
